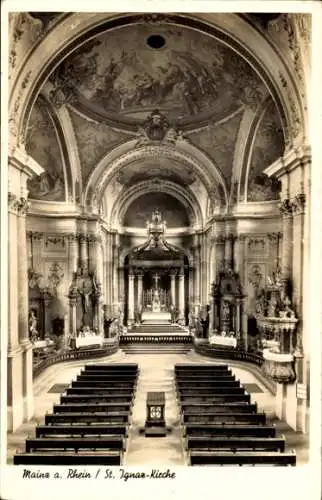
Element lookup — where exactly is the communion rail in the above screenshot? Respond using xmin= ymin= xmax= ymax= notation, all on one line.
xmin=32 ymin=340 xmax=119 ymax=379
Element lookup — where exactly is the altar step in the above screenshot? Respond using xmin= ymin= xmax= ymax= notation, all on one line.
xmin=128 ymin=324 xmax=186 ymax=334
xmin=121 ymin=343 xmax=193 ymax=354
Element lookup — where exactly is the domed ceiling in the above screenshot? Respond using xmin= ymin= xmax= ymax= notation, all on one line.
xmin=25 ymin=14 xmax=286 ymax=206
xmin=49 ymin=23 xmax=267 ymax=129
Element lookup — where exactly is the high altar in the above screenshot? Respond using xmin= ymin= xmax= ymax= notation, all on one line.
xmin=125 ymin=209 xmax=187 ymax=325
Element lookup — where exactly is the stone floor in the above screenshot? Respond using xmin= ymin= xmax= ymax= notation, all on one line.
xmin=7 ymin=350 xmax=309 ymax=465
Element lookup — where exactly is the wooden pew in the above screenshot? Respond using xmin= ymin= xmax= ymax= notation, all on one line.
xmin=14 ymin=451 xmax=122 ymax=465
xmin=189 ymin=450 xmax=296 ymax=466
xmin=187 ymin=436 xmax=286 ymax=452
xmin=180 ymin=402 xmax=258 ymax=414
xmin=184 ymin=424 xmax=276 ymax=437
xmin=84 ymin=363 xmax=138 ymax=372
xmin=77 ymin=374 xmax=138 ymax=382
xmin=66 ymin=387 xmax=133 ymax=396
xmin=82 ymin=369 xmax=138 ymax=376
xmin=45 ymin=412 xmax=130 ymax=425
xmin=71 ymin=381 xmax=135 ymax=389
xmin=176 ymin=380 xmax=240 ymax=388
xmin=53 ymin=402 xmax=132 ymax=413
xmin=175 ymin=364 xmax=229 ymax=371
xmin=36 ymin=424 xmax=127 ymax=438
xmin=177 ymin=385 xmax=245 ymax=394
xmin=60 ymin=395 xmax=134 ymax=404
xmin=182 ymin=413 xmax=266 ymax=425
xmin=175 ymin=376 xmax=236 ymax=383
xmin=179 ymin=394 xmax=251 ymax=403
xmin=26 ymin=436 xmax=125 ymax=452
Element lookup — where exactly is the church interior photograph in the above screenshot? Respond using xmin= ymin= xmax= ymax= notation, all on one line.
xmin=5 ymin=11 xmax=313 ymax=467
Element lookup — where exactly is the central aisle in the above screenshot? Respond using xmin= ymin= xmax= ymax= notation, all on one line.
xmin=124 ymin=354 xmax=186 ymax=465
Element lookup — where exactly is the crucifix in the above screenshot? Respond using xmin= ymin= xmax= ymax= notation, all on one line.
xmin=153 ymin=273 xmax=160 ymax=290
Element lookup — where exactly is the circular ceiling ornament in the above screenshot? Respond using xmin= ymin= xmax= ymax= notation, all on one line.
xmin=147 ymin=34 xmax=166 ymax=49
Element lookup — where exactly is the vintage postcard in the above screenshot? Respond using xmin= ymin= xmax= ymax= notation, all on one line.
xmin=1 ymin=1 xmax=321 ymax=499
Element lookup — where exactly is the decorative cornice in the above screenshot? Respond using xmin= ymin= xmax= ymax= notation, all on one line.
xmin=264 ymin=144 xmax=311 ymax=180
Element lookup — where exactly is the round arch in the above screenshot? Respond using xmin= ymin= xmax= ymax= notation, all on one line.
xmin=109 ymin=179 xmax=204 ymax=229
xmin=85 ymin=139 xmax=229 ymax=212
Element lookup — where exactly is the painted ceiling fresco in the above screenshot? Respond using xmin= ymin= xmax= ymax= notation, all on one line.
xmin=123 ymin=192 xmax=190 ymax=228
xmin=26 ymin=99 xmax=65 ymax=201
xmin=68 ymin=107 xmax=130 ymax=182
xmin=116 ymin=157 xmax=196 ymax=187
xmin=186 ymin=110 xmax=244 ymax=188
xmin=246 ymin=101 xmax=284 ymax=201
xmin=48 ymin=23 xmax=267 ymax=128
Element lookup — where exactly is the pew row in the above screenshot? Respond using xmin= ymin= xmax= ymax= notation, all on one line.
xmin=45 ymin=412 xmax=130 ymax=425
xmin=60 ymin=395 xmax=134 ymax=404
xmin=179 ymin=394 xmax=251 ymax=403
xmin=186 ymin=436 xmax=286 ymax=452
xmin=183 ymin=424 xmax=276 ymax=437
xmin=36 ymin=424 xmax=128 ymax=437
xmin=25 ymin=436 xmax=125 ymax=452
xmin=53 ymin=403 xmax=132 ymax=413
xmin=182 ymin=413 xmax=266 ymax=425
xmin=189 ymin=450 xmax=296 ymax=466
xmin=180 ymin=402 xmax=258 ymax=414
xmin=14 ymin=451 xmax=122 ymax=465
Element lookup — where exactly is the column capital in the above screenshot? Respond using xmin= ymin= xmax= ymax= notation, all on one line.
xmin=87 ymin=233 xmax=102 ymax=244
xmin=236 ymin=233 xmax=246 ymax=242
xmin=8 ymin=192 xmax=29 ymax=216
xmin=291 ymin=193 xmax=306 ymax=215
xmin=214 ymin=234 xmax=226 ymax=244
xmin=66 ymin=232 xmax=78 ymax=243
xmin=170 ymin=269 xmax=177 ymax=277
xmin=267 ymin=232 xmax=283 ymax=241
xmin=128 ymin=268 xmax=135 ymax=278
xmin=279 ymin=198 xmax=293 ymax=217
xmin=77 ymin=232 xmax=88 ymax=243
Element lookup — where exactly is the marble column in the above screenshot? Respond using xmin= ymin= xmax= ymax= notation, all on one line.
xmin=178 ymin=269 xmax=185 ymax=324
xmin=112 ymin=241 xmax=119 ymax=306
xmin=279 ymin=199 xmax=294 ymax=285
xmin=128 ymin=270 xmax=135 ymax=325
xmin=291 ymin=194 xmax=306 ymax=333
xmin=137 ymin=271 xmax=143 ymax=311
xmin=215 ymin=235 xmax=225 ymax=275
xmin=68 ymin=234 xmax=78 ymax=280
xmin=235 ymin=299 xmax=241 ymax=340
xmin=194 ymin=245 xmax=201 ymax=306
xmin=79 ymin=233 xmax=88 ymax=270
xmin=224 ymin=233 xmax=234 ymax=269
xmin=8 ymin=194 xmax=24 ymax=431
xmin=8 ymin=150 xmax=43 ymax=431
xmin=170 ymin=270 xmax=177 ymax=307
xmin=241 ymin=302 xmax=248 ymax=351
xmin=209 ymin=284 xmax=215 ymax=334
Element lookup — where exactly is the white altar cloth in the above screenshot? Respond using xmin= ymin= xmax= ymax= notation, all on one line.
xmin=33 ymin=340 xmax=54 ymax=349
xmin=209 ymin=335 xmax=237 ymax=348
xmin=75 ymin=335 xmax=104 ymax=348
